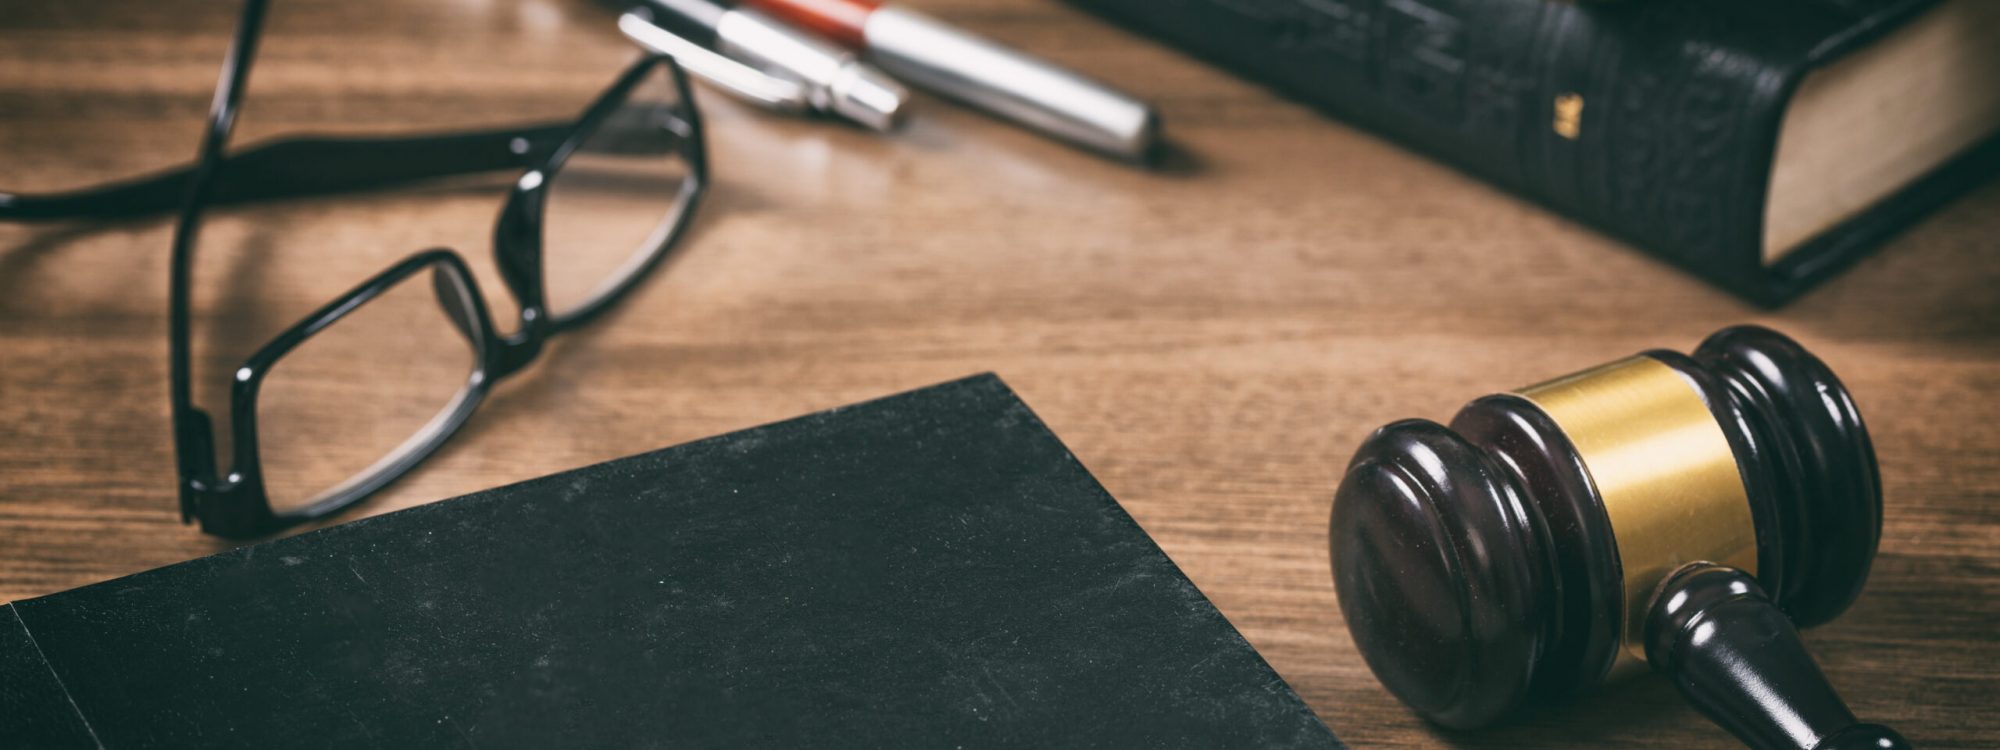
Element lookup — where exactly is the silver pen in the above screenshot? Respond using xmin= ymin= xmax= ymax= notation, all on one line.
xmin=739 ymin=0 xmax=1159 ymax=161
xmin=618 ymin=0 xmax=909 ymax=132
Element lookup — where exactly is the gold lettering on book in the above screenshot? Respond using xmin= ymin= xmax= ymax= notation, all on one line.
xmin=1554 ymin=92 xmax=1584 ymax=139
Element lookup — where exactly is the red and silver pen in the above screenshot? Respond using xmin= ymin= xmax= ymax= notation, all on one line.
xmin=738 ymin=0 xmax=1159 ymax=161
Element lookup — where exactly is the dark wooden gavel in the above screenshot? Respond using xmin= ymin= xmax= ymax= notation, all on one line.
xmin=1329 ymin=326 xmax=1907 ymax=749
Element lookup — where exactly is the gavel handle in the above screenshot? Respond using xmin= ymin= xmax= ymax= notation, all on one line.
xmin=1645 ymin=564 xmax=1910 ymax=750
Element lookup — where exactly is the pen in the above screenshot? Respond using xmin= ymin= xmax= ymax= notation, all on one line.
xmin=620 ymin=0 xmax=910 ymax=132
xmin=736 ymin=0 xmax=1159 ymax=161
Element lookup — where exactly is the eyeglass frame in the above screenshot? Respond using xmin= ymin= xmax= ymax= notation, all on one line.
xmin=0 ymin=0 xmax=711 ymax=538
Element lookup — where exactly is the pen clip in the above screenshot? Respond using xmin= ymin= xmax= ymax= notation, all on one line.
xmin=618 ymin=12 xmax=810 ymax=113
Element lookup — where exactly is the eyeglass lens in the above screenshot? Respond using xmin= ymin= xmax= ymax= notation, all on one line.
xmin=541 ymin=64 xmax=699 ymax=319
xmin=253 ymin=266 xmax=484 ymax=512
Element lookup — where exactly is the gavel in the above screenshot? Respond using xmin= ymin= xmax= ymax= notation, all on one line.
xmin=1329 ymin=326 xmax=1907 ymax=749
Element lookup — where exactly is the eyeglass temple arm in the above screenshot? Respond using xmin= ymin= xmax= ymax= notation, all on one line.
xmin=0 ymin=123 xmax=573 ymax=222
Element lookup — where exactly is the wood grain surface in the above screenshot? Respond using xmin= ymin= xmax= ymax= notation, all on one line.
xmin=3 ymin=1 xmax=1996 ymax=747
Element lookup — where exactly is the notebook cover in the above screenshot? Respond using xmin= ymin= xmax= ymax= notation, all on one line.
xmin=1070 ymin=0 xmax=2000 ymax=306
xmin=0 ymin=374 xmax=1340 ymax=749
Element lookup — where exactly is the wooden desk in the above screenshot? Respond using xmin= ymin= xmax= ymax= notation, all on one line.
xmin=3 ymin=1 xmax=1995 ymax=746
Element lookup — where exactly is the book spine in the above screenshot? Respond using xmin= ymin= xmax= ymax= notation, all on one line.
xmin=1070 ymin=0 xmax=1932 ymax=305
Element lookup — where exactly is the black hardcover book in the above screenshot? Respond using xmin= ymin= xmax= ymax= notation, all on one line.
xmin=1075 ymin=0 xmax=2000 ymax=305
xmin=0 ymin=374 xmax=1340 ymax=749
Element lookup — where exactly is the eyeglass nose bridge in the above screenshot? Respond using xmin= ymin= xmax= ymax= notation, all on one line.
xmin=488 ymin=319 xmax=548 ymax=381
xmin=428 ymin=261 xmax=539 ymax=380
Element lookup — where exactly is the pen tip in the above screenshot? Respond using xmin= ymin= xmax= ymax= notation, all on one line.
xmin=833 ymin=64 xmax=912 ymax=133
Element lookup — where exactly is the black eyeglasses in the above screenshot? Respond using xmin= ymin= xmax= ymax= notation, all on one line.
xmin=0 ymin=0 xmax=708 ymax=538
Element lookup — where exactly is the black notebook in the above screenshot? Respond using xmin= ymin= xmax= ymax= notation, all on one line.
xmin=1 ymin=374 xmax=1340 ymax=749
xmin=1074 ymin=0 xmax=2000 ymax=305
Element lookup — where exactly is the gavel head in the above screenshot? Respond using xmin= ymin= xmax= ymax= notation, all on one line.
xmin=1329 ymin=325 xmax=1882 ymax=729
